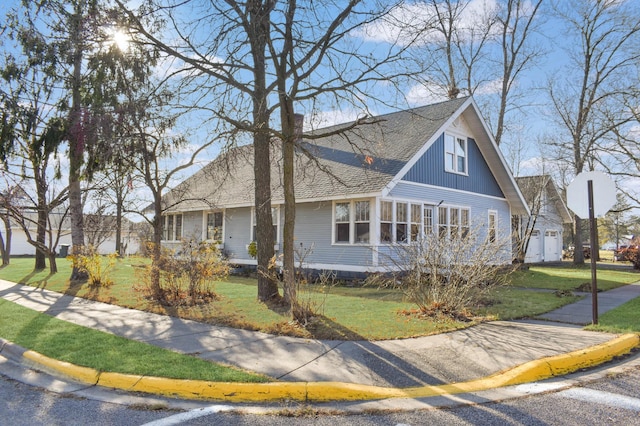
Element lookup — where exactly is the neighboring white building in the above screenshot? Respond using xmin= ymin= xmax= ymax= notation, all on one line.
xmin=2 ymin=213 xmax=142 ymax=256
xmin=515 ymin=175 xmax=573 ymax=263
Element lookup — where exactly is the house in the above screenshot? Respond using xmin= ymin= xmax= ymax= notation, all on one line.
xmin=1 ymin=212 xmax=142 ymax=256
xmin=514 ymin=175 xmax=573 ymax=263
xmin=161 ymin=97 xmax=529 ymax=277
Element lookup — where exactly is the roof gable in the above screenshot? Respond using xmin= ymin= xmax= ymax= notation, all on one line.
xmin=516 ymin=175 xmax=572 ymax=223
xmin=165 ymin=97 xmax=529 ymax=215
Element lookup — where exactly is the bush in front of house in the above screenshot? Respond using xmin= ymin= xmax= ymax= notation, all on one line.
xmin=67 ymin=246 xmax=118 ymax=287
xmin=136 ymin=240 xmax=229 ymax=306
xmin=367 ymin=228 xmax=515 ymax=320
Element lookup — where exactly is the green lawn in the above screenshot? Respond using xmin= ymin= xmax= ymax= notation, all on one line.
xmin=0 ymin=298 xmax=267 ymax=382
xmin=0 ymin=257 xmax=638 ymax=382
xmin=509 ymin=264 xmax=639 ymax=291
xmin=2 ymin=257 xmax=637 ymax=340
xmin=587 ymin=296 xmax=640 ymax=333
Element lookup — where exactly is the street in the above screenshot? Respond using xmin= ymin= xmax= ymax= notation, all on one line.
xmin=1 ymin=363 xmax=639 ymax=425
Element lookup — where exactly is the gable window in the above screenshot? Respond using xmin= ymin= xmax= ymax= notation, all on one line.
xmin=252 ymin=207 xmax=279 ymax=243
xmin=488 ymin=210 xmax=497 ymax=243
xmin=445 ymin=133 xmax=467 ymax=174
xmin=162 ymin=214 xmax=182 ymax=241
xmin=206 ymin=211 xmax=223 ymax=242
xmin=333 ymin=200 xmax=370 ymax=244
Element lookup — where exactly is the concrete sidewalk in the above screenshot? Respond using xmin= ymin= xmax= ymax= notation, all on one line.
xmin=0 ymin=279 xmax=638 ymax=403
xmin=537 ymin=283 xmax=640 ymax=324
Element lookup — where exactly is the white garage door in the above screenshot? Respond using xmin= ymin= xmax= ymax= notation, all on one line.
xmin=525 ymin=230 xmax=542 ymax=263
xmin=544 ymin=230 xmax=560 ymax=262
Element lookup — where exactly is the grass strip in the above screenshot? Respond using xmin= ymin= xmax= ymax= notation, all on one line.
xmin=0 ymin=299 xmax=268 ymax=383
xmin=586 ymin=296 xmax=640 ymax=333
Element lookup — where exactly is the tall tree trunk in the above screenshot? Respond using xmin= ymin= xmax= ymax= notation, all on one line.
xmin=151 ymin=193 xmax=163 ymax=298
xmin=115 ymin=191 xmax=123 ymax=255
xmin=68 ymin=1 xmax=87 ymax=280
xmin=1 ymin=216 xmax=11 ymax=266
xmin=280 ymin=98 xmax=297 ymax=309
xmin=48 ymin=252 xmax=58 ymax=274
xmin=250 ymin=0 xmax=279 ymax=302
xmin=574 ymin=215 xmax=585 ymax=265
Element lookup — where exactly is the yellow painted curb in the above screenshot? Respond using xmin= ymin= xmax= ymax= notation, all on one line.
xmin=23 ymin=350 xmax=100 ymax=385
xmin=20 ymin=333 xmax=639 ymax=403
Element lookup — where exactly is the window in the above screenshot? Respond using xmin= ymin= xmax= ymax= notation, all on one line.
xmin=396 ymin=202 xmax=408 ymax=243
xmin=380 ymin=201 xmax=393 ymax=243
xmin=461 ymin=209 xmax=469 ymax=239
xmin=252 ymin=207 xmax=279 ymax=243
xmin=437 ymin=206 xmax=470 ymax=239
xmin=334 ymin=200 xmax=371 ymax=244
xmin=488 ymin=211 xmax=497 ymax=243
xmin=335 ymin=202 xmax=351 ymax=243
xmin=444 ymin=133 xmax=467 ymax=174
xmin=438 ymin=206 xmax=448 ymax=237
xmin=162 ymin=214 xmax=182 ymax=241
xmin=206 ymin=211 xmax=223 ymax=241
xmin=424 ymin=206 xmax=434 ymax=235
xmin=355 ymin=201 xmax=370 ymax=243
xmin=410 ymin=204 xmax=421 ymax=242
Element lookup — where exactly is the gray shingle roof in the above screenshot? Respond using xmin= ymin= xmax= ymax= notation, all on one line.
xmin=164 ymin=97 xmax=528 ymax=213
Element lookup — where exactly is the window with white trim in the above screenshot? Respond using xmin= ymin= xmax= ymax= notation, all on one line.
xmin=444 ymin=133 xmax=467 ymax=174
xmin=410 ymin=204 xmax=421 ymax=242
xmin=380 ymin=201 xmax=393 ymax=243
xmin=424 ymin=205 xmax=434 ymax=235
xmin=162 ymin=214 xmax=182 ymax=241
xmin=333 ymin=200 xmax=370 ymax=244
xmin=355 ymin=201 xmax=370 ymax=243
xmin=206 ymin=211 xmax=223 ymax=242
xmin=396 ymin=202 xmax=408 ymax=243
xmin=380 ymin=201 xmax=437 ymax=244
xmin=488 ymin=210 xmax=497 ymax=243
xmin=252 ymin=207 xmax=279 ymax=243
xmin=437 ymin=205 xmax=470 ymax=239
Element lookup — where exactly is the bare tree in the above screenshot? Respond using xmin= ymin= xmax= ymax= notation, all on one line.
xmin=547 ymin=0 xmax=640 ymax=265
xmin=117 ymin=0 xmax=416 ymax=310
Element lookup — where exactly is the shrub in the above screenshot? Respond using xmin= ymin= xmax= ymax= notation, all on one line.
xmin=367 ymin=229 xmax=515 ymax=319
xmin=136 ymin=240 xmax=229 ymax=306
xmin=67 ymin=247 xmax=118 ymax=287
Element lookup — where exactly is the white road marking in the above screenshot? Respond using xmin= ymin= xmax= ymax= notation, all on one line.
xmin=515 ymin=382 xmax=567 ymax=394
xmin=558 ymin=388 xmax=640 ymax=412
xmin=140 ymin=405 xmax=235 ymax=426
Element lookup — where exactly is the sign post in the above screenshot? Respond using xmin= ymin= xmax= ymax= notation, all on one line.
xmin=587 ymin=180 xmax=598 ymax=324
xmin=566 ymin=171 xmax=616 ymax=325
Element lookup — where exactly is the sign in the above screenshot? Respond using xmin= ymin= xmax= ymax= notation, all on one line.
xmin=566 ymin=171 xmax=616 ymax=219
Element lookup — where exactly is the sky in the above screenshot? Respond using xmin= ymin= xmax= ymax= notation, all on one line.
xmin=1 ymin=0 xmax=639 ymax=220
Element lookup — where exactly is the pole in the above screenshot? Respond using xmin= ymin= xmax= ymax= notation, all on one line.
xmin=587 ymin=180 xmax=598 ymax=324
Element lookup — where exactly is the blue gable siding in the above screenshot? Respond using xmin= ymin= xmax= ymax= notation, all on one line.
xmin=403 ymin=134 xmax=504 ymax=198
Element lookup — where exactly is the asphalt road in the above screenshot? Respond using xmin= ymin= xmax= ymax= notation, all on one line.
xmin=1 ymin=364 xmax=639 ymax=425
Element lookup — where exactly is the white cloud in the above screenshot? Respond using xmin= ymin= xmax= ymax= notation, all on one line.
xmin=306 ymin=108 xmax=371 ymax=129
xmin=405 ymin=83 xmax=449 ymax=106
xmin=355 ymin=0 xmax=499 ymax=47
xmin=474 ymin=78 xmax=504 ymax=96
